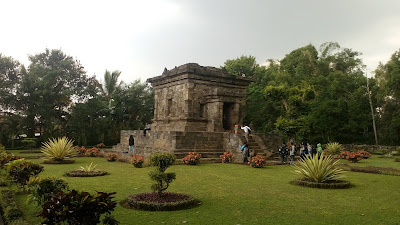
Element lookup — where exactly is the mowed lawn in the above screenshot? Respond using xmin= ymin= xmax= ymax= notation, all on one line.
xmin=10 ymin=151 xmax=400 ymax=225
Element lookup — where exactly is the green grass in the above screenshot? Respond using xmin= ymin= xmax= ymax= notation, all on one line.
xmin=8 ymin=154 xmax=400 ymax=225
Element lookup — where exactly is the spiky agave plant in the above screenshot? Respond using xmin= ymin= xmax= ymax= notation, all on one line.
xmin=78 ymin=162 xmax=98 ymax=172
xmin=292 ymin=154 xmax=346 ymax=183
xmin=326 ymin=142 xmax=343 ymax=155
xmin=41 ymin=137 xmax=76 ymax=162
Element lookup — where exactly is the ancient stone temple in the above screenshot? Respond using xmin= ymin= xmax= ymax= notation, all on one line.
xmin=148 ymin=63 xmax=251 ymax=132
xmin=113 ymin=63 xmax=281 ymax=161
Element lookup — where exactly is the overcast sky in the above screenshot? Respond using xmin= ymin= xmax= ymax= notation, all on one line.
xmin=1 ymin=0 xmax=399 ymax=83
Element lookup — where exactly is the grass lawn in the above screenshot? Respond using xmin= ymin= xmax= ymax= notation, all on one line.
xmin=8 ymin=151 xmax=400 ymax=225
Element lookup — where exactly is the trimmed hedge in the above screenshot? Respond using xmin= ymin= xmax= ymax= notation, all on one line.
xmin=348 ymin=166 xmax=400 ymax=176
xmin=290 ymin=178 xmax=351 ymax=189
xmin=125 ymin=192 xmax=199 ymax=211
xmin=43 ymin=159 xmax=75 ymax=164
xmin=0 ymin=188 xmax=28 ymax=224
xmin=65 ymin=170 xmax=108 ymax=177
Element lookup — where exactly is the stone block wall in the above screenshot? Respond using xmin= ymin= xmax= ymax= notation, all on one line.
xmin=342 ymin=144 xmax=399 ymax=153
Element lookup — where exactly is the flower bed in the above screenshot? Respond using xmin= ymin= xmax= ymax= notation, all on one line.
xmin=290 ymin=178 xmax=351 ymax=189
xmin=65 ymin=170 xmax=108 ymax=177
xmin=250 ymin=155 xmax=266 ymax=168
xmin=219 ymin=152 xmax=234 ymax=163
xmin=182 ymin=152 xmax=201 ymax=165
xmin=124 ymin=192 xmax=199 ymax=211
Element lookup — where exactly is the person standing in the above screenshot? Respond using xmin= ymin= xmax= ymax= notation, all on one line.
xmin=317 ymin=143 xmax=323 ymax=154
xmin=307 ymin=143 xmax=313 ymax=158
xmin=289 ymin=142 xmax=296 ymax=164
xmin=279 ymin=142 xmax=288 ymax=163
xmin=300 ymin=142 xmax=306 ymax=159
xmin=234 ymin=123 xmax=239 ymax=134
xmin=128 ymin=135 xmax=135 ymax=155
xmin=241 ymin=142 xmax=250 ymax=164
xmin=241 ymin=124 xmax=251 ymax=142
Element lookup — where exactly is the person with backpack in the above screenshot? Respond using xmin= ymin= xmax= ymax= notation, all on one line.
xmin=241 ymin=142 xmax=250 ymax=164
xmin=278 ymin=142 xmax=288 ymax=163
xmin=289 ymin=142 xmax=296 ymax=164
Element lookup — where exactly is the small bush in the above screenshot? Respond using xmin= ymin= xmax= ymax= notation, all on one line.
xmin=149 ymin=153 xmax=176 ymax=197
xmin=41 ymin=137 xmax=76 ymax=162
xmin=131 ymin=154 xmax=144 ymax=168
xmin=21 ymin=138 xmax=37 ymax=149
xmin=85 ymin=147 xmax=101 ymax=157
xmin=357 ymin=150 xmax=371 ymax=159
xmin=27 ymin=176 xmax=69 ymax=206
xmin=76 ymin=146 xmax=87 ymax=156
xmin=182 ymin=152 xmax=201 ymax=165
xmin=106 ymin=153 xmax=119 ymax=162
xmin=395 ymin=158 xmax=400 ymax=162
xmin=38 ymin=190 xmax=118 ymax=225
xmin=96 ymin=143 xmax=106 ymax=148
xmin=250 ymin=155 xmax=266 ymax=168
xmin=340 ymin=151 xmax=363 ymax=162
xmin=219 ymin=152 xmax=234 ymax=163
xmin=6 ymin=159 xmax=44 ymax=192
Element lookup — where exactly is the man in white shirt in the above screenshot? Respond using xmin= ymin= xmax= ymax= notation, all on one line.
xmin=241 ymin=124 xmax=251 ymax=142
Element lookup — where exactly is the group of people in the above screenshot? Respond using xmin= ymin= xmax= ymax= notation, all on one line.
xmin=278 ymin=142 xmax=323 ymax=164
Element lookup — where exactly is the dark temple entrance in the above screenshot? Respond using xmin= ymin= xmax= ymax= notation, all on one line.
xmin=223 ymin=102 xmax=235 ymax=130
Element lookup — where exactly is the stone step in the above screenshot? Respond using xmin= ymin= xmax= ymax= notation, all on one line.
xmin=174 ymin=149 xmax=225 ymax=153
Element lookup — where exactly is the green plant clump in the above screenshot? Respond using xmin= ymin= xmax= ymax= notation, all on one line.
xmin=325 ymin=142 xmax=343 ymax=155
xmin=41 ymin=137 xmax=76 ymax=162
xmin=38 ymin=190 xmax=118 ymax=225
xmin=27 ymin=176 xmax=69 ymax=206
xmin=149 ymin=153 xmax=176 ymax=197
xmin=6 ymin=159 xmax=44 ymax=192
xmin=0 ymin=188 xmax=25 ymax=223
xmin=292 ymin=154 xmax=346 ymax=183
xmin=21 ymin=138 xmax=38 ymax=149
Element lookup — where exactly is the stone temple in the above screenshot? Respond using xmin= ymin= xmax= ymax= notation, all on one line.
xmin=113 ymin=63 xmax=281 ymax=161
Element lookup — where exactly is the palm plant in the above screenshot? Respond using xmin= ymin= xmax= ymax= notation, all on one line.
xmin=292 ymin=154 xmax=346 ymax=183
xmin=41 ymin=137 xmax=76 ymax=162
xmin=326 ymin=142 xmax=343 ymax=155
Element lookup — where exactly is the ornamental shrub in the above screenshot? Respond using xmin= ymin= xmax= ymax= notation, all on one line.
xmin=182 ymin=152 xmax=201 ymax=165
xmin=220 ymin=152 xmax=234 ymax=163
xmin=250 ymin=155 xmax=266 ymax=168
xmin=21 ymin=138 xmax=37 ymax=149
xmin=96 ymin=143 xmax=106 ymax=148
xmin=357 ymin=150 xmax=371 ymax=159
xmin=77 ymin=146 xmax=87 ymax=156
xmin=106 ymin=153 xmax=119 ymax=162
xmin=149 ymin=153 xmax=176 ymax=197
xmin=85 ymin=147 xmax=101 ymax=157
xmin=41 ymin=137 xmax=76 ymax=162
xmin=27 ymin=176 xmax=69 ymax=206
xmin=6 ymin=159 xmax=44 ymax=192
xmin=341 ymin=151 xmax=363 ymax=163
xmin=293 ymin=154 xmax=346 ymax=183
xmin=131 ymin=154 xmax=144 ymax=168
xmin=38 ymin=190 xmax=118 ymax=225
